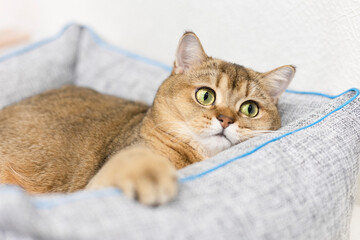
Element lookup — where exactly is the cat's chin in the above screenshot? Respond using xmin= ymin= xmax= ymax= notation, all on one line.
xmin=197 ymin=134 xmax=233 ymax=157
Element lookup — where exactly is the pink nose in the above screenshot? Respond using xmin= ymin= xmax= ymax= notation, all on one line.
xmin=217 ymin=115 xmax=234 ymax=129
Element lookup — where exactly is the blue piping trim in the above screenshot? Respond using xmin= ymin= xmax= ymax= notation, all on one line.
xmin=180 ymin=88 xmax=360 ymax=182
xmin=0 ymin=24 xmax=359 ymax=207
xmin=0 ymin=24 xmax=73 ymax=63
xmin=0 ymin=23 xmax=172 ymax=72
xmin=83 ymin=25 xmax=173 ymax=72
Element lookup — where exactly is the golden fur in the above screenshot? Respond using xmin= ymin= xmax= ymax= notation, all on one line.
xmin=0 ymin=32 xmax=295 ymax=205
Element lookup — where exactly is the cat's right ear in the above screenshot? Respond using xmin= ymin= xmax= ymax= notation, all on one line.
xmin=260 ymin=65 xmax=296 ymax=99
xmin=174 ymin=32 xmax=208 ymax=74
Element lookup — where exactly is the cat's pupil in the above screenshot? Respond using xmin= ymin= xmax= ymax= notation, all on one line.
xmin=248 ymin=104 xmax=253 ymax=113
xmin=204 ymin=92 xmax=209 ymax=101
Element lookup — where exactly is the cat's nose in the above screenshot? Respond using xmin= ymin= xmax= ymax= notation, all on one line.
xmin=217 ymin=115 xmax=234 ymax=129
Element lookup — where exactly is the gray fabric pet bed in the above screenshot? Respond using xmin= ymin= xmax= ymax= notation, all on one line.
xmin=0 ymin=24 xmax=359 ymax=240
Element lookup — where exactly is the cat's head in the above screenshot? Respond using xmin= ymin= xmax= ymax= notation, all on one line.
xmin=150 ymin=32 xmax=295 ymax=157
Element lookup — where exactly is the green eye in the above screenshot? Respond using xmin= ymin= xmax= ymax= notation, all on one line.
xmin=240 ymin=101 xmax=259 ymax=117
xmin=195 ymin=87 xmax=216 ymax=106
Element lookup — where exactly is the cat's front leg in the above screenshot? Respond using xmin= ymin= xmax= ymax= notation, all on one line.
xmin=86 ymin=146 xmax=178 ymax=206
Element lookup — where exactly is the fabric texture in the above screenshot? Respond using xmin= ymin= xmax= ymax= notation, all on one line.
xmin=0 ymin=24 xmax=359 ymax=240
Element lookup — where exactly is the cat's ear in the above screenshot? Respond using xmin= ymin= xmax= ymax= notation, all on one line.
xmin=260 ymin=65 xmax=296 ymax=99
xmin=174 ymin=32 xmax=208 ymax=74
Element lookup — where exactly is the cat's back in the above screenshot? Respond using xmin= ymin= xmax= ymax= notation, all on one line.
xmin=0 ymin=85 xmax=149 ymax=136
xmin=0 ymin=85 xmax=146 ymax=118
xmin=0 ymin=85 xmax=149 ymax=192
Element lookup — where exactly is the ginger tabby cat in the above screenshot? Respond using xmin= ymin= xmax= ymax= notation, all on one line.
xmin=0 ymin=32 xmax=295 ymax=205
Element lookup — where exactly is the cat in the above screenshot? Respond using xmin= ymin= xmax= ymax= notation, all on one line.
xmin=0 ymin=32 xmax=295 ymax=205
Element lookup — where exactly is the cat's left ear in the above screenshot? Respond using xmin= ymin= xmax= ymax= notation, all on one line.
xmin=260 ymin=65 xmax=296 ymax=99
xmin=174 ymin=32 xmax=208 ymax=74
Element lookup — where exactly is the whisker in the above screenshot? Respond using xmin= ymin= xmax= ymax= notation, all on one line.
xmin=7 ymin=164 xmax=32 ymax=184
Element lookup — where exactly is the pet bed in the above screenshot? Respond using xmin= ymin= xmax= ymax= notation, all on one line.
xmin=0 ymin=24 xmax=359 ymax=240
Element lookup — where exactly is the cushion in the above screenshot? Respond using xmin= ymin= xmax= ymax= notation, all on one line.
xmin=0 ymin=24 xmax=359 ymax=240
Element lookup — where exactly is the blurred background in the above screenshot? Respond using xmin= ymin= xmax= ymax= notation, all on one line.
xmin=0 ymin=0 xmax=359 ymax=238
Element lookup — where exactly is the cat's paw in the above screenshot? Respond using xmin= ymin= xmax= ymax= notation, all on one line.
xmin=121 ymin=158 xmax=178 ymax=206
xmin=86 ymin=149 xmax=178 ymax=206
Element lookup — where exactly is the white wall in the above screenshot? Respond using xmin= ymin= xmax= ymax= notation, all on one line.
xmin=1 ymin=0 xmax=360 ymax=94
